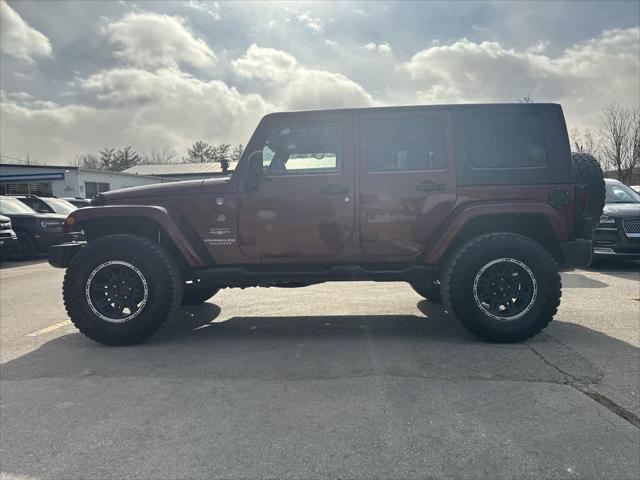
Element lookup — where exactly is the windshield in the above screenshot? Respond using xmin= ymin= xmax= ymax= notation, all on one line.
xmin=0 ymin=196 xmax=38 ymax=215
xmin=42 ymin=198 xmax=77 ymax=214
xmin=605 ymin=182 xmax=640 ymax=203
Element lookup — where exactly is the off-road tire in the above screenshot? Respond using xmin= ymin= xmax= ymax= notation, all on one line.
xmin=410 ymin=282 xmax=442 ymax=303
xmin=63 ymin=234 xmax=183 ymax=345
xmin=181 ymin=286 xmax=219 ymax=306
xmin=14 ymin=231 xmax=36 ymax=260
xmin=442 ymin=233 xmax=561 ymax=343
xmin=571 ymin=152 xmax=605 ymax=226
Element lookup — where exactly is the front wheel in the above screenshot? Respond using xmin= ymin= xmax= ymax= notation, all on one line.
xmin=63 ymin=234 xmax=183 ymax=345
xmin=442 ymin=233 xmax=561 ymax=343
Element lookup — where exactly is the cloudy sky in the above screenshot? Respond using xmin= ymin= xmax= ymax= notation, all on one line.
xmin=1 ymin=0 xmax=638 ymax=164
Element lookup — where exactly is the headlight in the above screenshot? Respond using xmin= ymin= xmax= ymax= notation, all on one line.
xmin=598 ymin=215 xmax=616 ymax=224
xmin=39 ymin=219 xmax=64 ymax=229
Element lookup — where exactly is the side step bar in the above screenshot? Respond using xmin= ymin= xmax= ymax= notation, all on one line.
xmin=193 ymin=264 xmax=438 ymax=288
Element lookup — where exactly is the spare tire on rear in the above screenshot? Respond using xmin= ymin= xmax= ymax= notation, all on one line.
xmin=571 ymin=152 xmax=605 ymax=226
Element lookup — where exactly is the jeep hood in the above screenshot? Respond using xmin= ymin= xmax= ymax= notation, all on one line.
xmin=100 ymin=177 xmax=233 ymax=203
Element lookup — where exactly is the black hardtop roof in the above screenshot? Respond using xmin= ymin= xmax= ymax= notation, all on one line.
xmin=263 ymin=103 xmax=563 ymax=120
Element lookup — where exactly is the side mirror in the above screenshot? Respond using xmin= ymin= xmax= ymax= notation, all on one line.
xmin=245 ymin=150 xmax=263 ymax=192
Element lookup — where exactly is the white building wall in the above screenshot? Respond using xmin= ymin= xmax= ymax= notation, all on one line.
xmin=0 ymin=164 xmax=163 ymax=198
xmin=77 ymin=170 xmax=162 ymax=198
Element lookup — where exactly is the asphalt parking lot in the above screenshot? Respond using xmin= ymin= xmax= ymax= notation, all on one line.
xmin=0 ymin=258 xmax=639 ymax=479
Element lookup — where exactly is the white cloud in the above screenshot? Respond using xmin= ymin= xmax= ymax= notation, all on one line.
xmin=402 ymin=27 xmax=640 ymax=130
xmin=232 ymin=44 xmax=297 ymax=82
xmin=183 ymin=0 xmax=221 ymax=20
xmin=296 ymin=13 xmax=324 ymax=33
xmin=102 ymin=12 xmax=216 ymax=69
xmin=364 ymin=42 xmax=393 ymax=57
xmin=232 ymin=44 xmax=374 ymax=109
xmin=1 ymin=68 xmax=273 ymax=161
xmin=0 ymin=0 xmax=52 ymax=62
xmin=278 ymin=69 xmax=373 ymax=110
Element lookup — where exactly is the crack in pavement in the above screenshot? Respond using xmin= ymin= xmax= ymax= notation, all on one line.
xmin=530 ymin=345 xmax=640 ymax=429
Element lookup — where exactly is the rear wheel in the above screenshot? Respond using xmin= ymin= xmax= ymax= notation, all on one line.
xmin=181 ymin=286 xmax=219 ymax=306
xmin=410 ymin=281 xmax=442 ymax=303
xmin=63 ymin=234 xmax=182 ymax=345
xmin=442 ymin=233 xmax=561 ymax=343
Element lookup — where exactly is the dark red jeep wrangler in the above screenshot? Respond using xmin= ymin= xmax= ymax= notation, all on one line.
xmin=50 ymin=104 xmax=604 ymax=345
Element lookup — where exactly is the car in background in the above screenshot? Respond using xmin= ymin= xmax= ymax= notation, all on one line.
xmin=11 ymin=195 xmax=77 ymax=215
xmin=0 ymin=214 xmax=18 ymax=259
xmin=592 ymin=179 xmax=640 ymax=260
xmin=62 ymin=197 xmax=91 ymax=208
xmin=0 ymin=196 xmax=81 ymax=260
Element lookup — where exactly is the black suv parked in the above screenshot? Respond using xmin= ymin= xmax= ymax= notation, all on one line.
xmin=0 ymin=214 xmax=18 ymax=259
xmin=12 ymin=195 xmax=77 ymax=215
xmin=592 ymin=179 xmax=640 ymax=260
xmin=0 ymin=196 xmax=80 ymax=260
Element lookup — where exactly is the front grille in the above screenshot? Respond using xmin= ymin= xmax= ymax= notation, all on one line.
xmin=622 ymin=217 xmax=640 ymax=236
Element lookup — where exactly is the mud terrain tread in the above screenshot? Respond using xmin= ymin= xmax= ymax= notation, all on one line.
xmin=63 ymin=234 xmax=182 ymax=345
xmin=442 ymin=233 xmax=561 ymax=342
xmin=571 ymin=152 xmax=606 ymax=225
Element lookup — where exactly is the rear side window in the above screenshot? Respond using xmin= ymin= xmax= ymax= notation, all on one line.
xmin=366 ymin=115 xmax=446 ymax=172
xmin=468 ymin=113 xmax=546 ymax=168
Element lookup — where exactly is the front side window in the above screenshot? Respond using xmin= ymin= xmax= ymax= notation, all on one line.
xmin=366 ymin=115 xmax=446 ymax=172
xmin=468 ymin=113 xmax=547 ymax=168
xmin=259 ymin=123 xmax=342 ymax=176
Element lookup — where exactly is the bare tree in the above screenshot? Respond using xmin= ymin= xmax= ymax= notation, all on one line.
xmin=631 ymin=108 xmax=640 ymax=180
xmin=72 ymin=153 xmax=100 ymax=169
xmin=145 ymin=146 xmax=177 ymax=165
xmin=231 ymin=144 xmax=244 ymax=163
xmin=600 ymin=104 xmax=636 ymax=183
xmin=570 ymin=127 xmax=600 ymax=158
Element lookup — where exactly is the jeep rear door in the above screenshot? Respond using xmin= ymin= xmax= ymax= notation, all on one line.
xmin=238 ymin=112 xmax=356 ymax=259
xmin=358 ymin=109 xmax=456 ymax=257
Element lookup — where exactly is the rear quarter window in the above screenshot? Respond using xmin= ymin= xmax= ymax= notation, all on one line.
xmin=468 ymin=113 xmax=546 ymax=169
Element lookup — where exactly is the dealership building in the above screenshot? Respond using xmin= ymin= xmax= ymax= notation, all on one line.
xmin=0 ymin=163 xmax=165 ymax=198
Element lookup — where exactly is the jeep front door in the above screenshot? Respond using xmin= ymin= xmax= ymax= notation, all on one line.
xmin=238 ymin=114 xmax=355 ymax=259
xmin=358 ymin=110 xmax=456 ymax=257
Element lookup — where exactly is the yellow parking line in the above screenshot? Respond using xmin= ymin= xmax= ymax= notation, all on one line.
xmin=27 ymin=320 xmax=72 ymax=337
